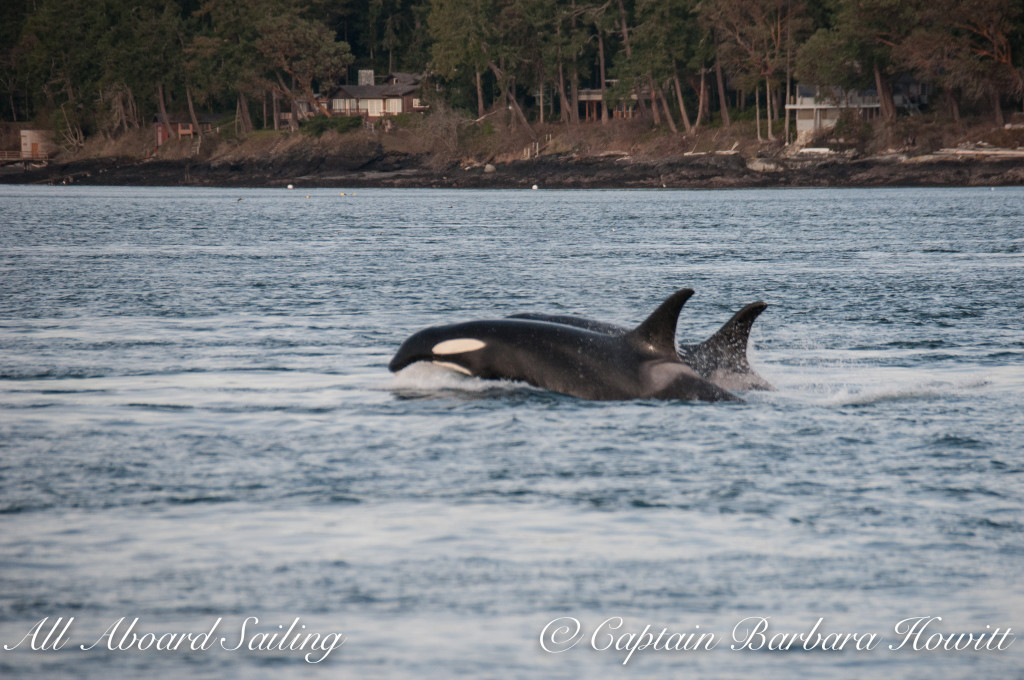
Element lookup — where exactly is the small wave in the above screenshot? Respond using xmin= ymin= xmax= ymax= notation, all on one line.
xmin=772 ymin=371 xmax=992 ymax=407
xmin=824 ymin=378 xmax=989 ymax=406
xmin=125 ymin=402 xmax=196 ymax=411
xmin=924 ymin=434 xmax=990 ymax=451
xmin=389 ymin=362 xmax=539 ymax=399
xmin=166 ymin=495 xmax=236 ymax=505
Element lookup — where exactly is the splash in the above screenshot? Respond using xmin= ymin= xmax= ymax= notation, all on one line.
xmin=389 ymin=362 xmax=536 ymax=399
xmin=761 ymin=363 xmax=995 ymax=407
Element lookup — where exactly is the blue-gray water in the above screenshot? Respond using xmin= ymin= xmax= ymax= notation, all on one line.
xmin=0 ymin=185 xmax=1021 ymax=679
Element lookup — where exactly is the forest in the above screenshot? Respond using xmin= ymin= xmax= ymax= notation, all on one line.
xmin=1 ymin=0 xmax=1023 ymax=150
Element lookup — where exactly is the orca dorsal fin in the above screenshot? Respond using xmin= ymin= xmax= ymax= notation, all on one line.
xmin=627 ymin=288 xmax=694 ymax=355
xmin=689 ymin=301 xmax=767 ymax=371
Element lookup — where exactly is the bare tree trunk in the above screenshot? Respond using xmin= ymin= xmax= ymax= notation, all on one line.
xmin=489 ymin=61 xmax=533 ymax=135
xmin=598 ymin=30 xmax=609 ymax=123
xmin=122 ymin=86 xmax=136 ymax=130
xmin=108 ymin=87 xmax=126 ymax=136
xmin=874 ymin=62 xmax=895 ymax=122
xmin=538 ymin=66 xmax=545 ymax=125
xmin=692 ymin=69 xmax=707 ymax=129
xmin=616 ymin=0 xmax=631 ymax=59
xmin=784 ymin=73 xmax=792 ymax=144
xmin=307 ymin=91 xmax=331 ymax=118
xmin=672 ymin=73 xmax=692 ymax=133
xmin=508 ymin=81 xmax=529 ymax=130
xmin=568 ymin=0 xmax=580 ymax=124
xmin=701 ymin=70 xmax=710 ymax=122
xmin=756 ymin=85 xmax=762 ymax=141
xmin=272 ymin=90 xmax=281 ymax=131
xmin=658 ymin=85 xmax=677 ymax=133
xmin=945 ymin=88 xmax=960 ymax=126
xmin=992 ymin=89 xmax=1004 ymax=126
xmin=157 ymin=82 xmax=175 ymax=140
xmin=631 ymin=74 xmax=649 ymax=118
xmin=649 ymin=75 xmax=662 ymax=126
xmin=274 ymin=75 xmax=299 ymax=131
xmin=715 ymin=56 xmax=730 ymax=128
xmin=186 ymin=84 xmax=200 ymax=134
xmin=125 ymin=85 xmax=139 ymax=129
xmin=766 ymin=76 xmax=775 ymax=140
xmin=238 ymin=93 xmax=254 ymax=134
xmin=783 ymin=2 xmax=792 ymax=143
xmin=570 ymin=71 xmax=580 ymax=124
xmin=557 ymin=63 xmax=570 ymax=124
xmin=476 ymin=71 xmax=485 ymax=118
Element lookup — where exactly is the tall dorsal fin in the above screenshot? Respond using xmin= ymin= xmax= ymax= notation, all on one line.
xmin=627 ymin=288 xmax=694 ymax=355
xmin=689 ymin=301 xmax=767 ymax=371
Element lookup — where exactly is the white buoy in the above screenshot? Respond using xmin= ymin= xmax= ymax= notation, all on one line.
xmin=532 ymin=184 xmax=539 ymax=190
xmin=287 ymin=184 xmax=294 ymax=190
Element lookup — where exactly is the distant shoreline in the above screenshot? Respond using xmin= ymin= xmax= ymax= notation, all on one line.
xmin=3 ymin=151 xmax=1023 ymax=190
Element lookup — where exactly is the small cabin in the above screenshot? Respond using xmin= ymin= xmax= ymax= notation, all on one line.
xmin=21 ymin=129 xmax=56 ymax=160
xmin=153 ymin=113 xmax=219 ymax=146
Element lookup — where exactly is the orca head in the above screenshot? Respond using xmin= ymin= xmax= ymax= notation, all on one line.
xmin=388 ymin=326 xmax=489 ymax=375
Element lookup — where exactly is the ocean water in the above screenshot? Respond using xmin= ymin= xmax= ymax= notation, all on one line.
xmin=0 ymin=185 xmax=1022 ymax=679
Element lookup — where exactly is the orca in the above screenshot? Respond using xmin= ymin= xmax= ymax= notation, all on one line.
xmin=389 ymin=288 xmax=741 ymax=402
xmin=509 ymin=301 xmax=772 ymax=391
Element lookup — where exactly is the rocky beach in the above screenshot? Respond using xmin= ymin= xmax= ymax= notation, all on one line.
xmin=3 ymin=146 xmax=1024 ymax=189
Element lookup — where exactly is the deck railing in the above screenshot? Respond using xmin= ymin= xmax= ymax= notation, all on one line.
xmin=0 ymin=150 xmax=49 ymax=161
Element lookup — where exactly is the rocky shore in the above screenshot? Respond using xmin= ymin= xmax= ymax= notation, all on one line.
xmin=3 ymin=147 xmax=1024 ymax=189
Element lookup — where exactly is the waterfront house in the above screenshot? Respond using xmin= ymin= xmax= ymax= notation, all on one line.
xmin=786 ymin=81 xmax=931 ymax=143
xmin=327 ymin=72 xmax=426 ymax=119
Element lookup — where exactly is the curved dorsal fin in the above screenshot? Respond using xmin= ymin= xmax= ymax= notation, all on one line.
xmin=686 ymin=301 xmax=767 ymax=371
xmin=627 ymin=288 xmax=694 ymax=355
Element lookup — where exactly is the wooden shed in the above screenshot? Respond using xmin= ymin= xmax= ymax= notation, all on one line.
xmin=20 ymin=130 xmax=56 ymax=160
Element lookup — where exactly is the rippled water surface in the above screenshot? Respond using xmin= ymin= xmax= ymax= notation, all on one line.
xmin=1 ymin=186 xmax=1022 ymax=678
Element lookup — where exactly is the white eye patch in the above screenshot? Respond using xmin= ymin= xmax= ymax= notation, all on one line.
xmin=431 ymin=338 xmax=486 ymax=355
